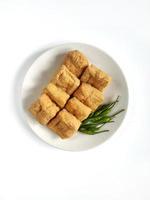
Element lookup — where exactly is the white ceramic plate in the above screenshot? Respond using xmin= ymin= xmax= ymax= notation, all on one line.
xmin=21 ymin=43 xmax=128 ymax=151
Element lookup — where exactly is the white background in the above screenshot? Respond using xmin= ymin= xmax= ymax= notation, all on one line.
xmin=0 ymin=0 xmax=150 ymax=199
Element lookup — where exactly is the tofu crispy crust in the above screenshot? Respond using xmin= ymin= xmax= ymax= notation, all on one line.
xmin=45 ymin=83 xmax=70 ymax=108
xmin=52 ymin=65 xmax=80 ymax=95
xmin=37 ymin=94 xmax=60 ymax=125
xmin=65 ymin=97 xmax=91 ymax=121
xmin=29 ymin=100 xmax=41 ymax=116
xmin=73 ymin=83 xmax=104 ymax=111
xmin=81 ymin=64 xmax=111 ymax=91
xmin=48 ymin=109 xmax=81 ymax=139
xmin=63 ymin=50 xmax=89 ymax=77
xmin=29 ymin=94 xmax=59 ymax=125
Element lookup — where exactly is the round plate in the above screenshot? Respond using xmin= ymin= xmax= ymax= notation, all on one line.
xmin=21 ymin=43 xmax=128 ymax=151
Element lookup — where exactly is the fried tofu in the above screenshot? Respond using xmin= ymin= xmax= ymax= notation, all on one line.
xmin=29 ymin=94 xmax=59 ymax=125
xmin=63 ymin=50 xmax=89 ymax=77
xmin=29 ymin=100 xmax=41 ymax=116
xmin=48 ymin=109 xmax=81 ymax=139
xmin=52 ymin=65 xmax=80 ymax=95
xmin=36 ymin=93 xmax=60 ymax=125
xmin=73 ymin=83 xmax=104 ymax=111
xmin=44 ymin=83 xmax=70 ymax=108
xmin=28 ymin=50 xmax=112 ymax=139
xmin=65 ymin=97 xmax=92 ymax=121
xmin=81 ymin=65 xmax=111 ymax=91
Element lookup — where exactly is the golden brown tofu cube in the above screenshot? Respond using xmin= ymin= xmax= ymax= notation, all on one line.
xmin=52 ymin=65 xmax=80 ymax=95
xmin=73 ymin=83 xmax=104 ymax=111
xmin=29 ymin=100 xmax=41 ymax=116
xmin=36 ymin=110 xmax=52 ymax=125
xmin=65 ymin=97 xmax=92 ymax=121
xmin=36 ymin=94 xmax=60 ymax=125
xmin=81 ymin=65 xmax=111 ymax=91
xmin=63 ymin=50 xmax=89 ymax=77
xmin=48 ymin=109 xmax=81 ymax=139
xmin=45 ymin=83 xmax=70 ymax=108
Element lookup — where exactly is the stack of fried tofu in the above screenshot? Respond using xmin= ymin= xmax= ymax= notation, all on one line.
xmin=29 ymin=50 xmax=111 ymax=139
